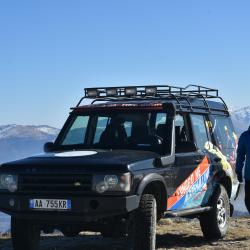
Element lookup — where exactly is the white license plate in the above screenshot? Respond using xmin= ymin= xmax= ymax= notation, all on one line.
xmin=29 ymin=199 xmax=71 ymax=210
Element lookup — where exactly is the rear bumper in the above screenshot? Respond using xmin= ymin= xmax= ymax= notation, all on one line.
xmin=0 ymin=194 xmax=140 ymax=223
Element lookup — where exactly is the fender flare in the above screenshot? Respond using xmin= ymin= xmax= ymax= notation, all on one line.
xmin=213 ymin=168 xmax=233 ymax=199
xmin=136 ymin=173 xmax=168 ymax=198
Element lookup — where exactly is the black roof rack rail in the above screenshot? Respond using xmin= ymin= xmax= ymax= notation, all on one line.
xmin=74 ymin=84 xmax=228 ymax=114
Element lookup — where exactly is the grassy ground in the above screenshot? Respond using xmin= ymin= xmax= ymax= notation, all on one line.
xmin=1 ymin=217 xmax=250 ymax=249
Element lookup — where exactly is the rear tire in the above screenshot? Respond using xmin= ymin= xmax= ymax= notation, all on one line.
xmin=133 ymin=194 xmax=157 ymax=250
xmin=11 ymin=217 xmax=40 ymax=250
xmin=199 ymin=184 xmax=230 ymax=239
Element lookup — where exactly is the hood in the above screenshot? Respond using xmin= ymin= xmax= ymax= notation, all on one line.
xmin=0 ymin=150 xmax=159 ymax=173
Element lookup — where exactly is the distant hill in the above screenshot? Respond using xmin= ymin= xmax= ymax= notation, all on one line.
xmin=0 ymin=125 xmax=59 ymax=163
xmin=231 ymin=106 xmax=250 ymax=134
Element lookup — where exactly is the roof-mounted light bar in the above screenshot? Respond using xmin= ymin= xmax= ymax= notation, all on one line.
xmin=85 ymin=86 xmax=159 ymax=99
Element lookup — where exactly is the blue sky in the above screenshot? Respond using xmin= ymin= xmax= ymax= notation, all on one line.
xmin=0 ymin=0 xmax=250 ymax=128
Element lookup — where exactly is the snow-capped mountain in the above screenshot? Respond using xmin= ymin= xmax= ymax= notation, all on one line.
xmin=36 ymin=125 xmax=59 ymax=135
xmin=0 ymin=124 xmax=59 ymax=139
xmin=231 ymin=106 xmax=250 ymax=134
xmin=0 ymin=125 xmax=59 ymax=163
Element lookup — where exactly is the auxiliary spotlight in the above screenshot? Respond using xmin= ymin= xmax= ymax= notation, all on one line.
xmin=106 ymin=88 xmax=118 ymax=97
xmin=86 ymin=89 xmax=99 ymax=98
xmin=145 ymin=86 xmax=157 ymax=96
xmin=125 ymin=87 xmax=137 ymax=97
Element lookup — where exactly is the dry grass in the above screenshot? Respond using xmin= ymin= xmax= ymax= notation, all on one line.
xmin=1 ymin=217 xmax=250 ymax=249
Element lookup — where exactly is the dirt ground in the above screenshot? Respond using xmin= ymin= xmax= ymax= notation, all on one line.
xmin=1 ymin=217 xmax=250 ymax=250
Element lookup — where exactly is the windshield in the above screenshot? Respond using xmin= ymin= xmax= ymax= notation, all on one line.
xmin=56 ymin=111 xmax=171 ymax=154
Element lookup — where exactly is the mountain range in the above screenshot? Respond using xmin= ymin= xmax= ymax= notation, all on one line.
xmin=230 ymin=106 xmax=250 ymax=134
xmin=0 ymin=125 xmax=59 ymax=164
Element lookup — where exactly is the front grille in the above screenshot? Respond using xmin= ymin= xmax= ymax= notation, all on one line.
xmin=19 ymin=174 xmax=92 ymax=193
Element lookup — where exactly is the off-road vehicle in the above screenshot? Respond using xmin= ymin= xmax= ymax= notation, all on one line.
xmin=0 ymin=85 xmax=240 ymax=250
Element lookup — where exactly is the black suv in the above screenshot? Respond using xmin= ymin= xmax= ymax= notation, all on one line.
xmin=0 ymin=85 xmax=240 ymax=250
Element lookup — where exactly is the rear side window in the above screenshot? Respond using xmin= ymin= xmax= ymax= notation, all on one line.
xmin=210 ymin=115 xmax=237 ymax=162
xmin=190 ymin=114 xmax=209 ymax=151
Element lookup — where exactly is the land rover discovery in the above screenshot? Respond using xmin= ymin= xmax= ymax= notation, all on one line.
xmin=0 ymin=85 xmax=240 ymax=250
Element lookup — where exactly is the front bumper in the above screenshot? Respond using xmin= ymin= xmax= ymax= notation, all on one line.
xmin=0 ymin=194 xmax=140 ymax=223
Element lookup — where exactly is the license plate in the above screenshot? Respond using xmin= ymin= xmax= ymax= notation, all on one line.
xmin=29 ymin=199 xmax=71 ymax=210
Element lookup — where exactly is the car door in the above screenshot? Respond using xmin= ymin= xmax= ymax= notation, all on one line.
xmin=167 ymin=113 xmax=211 ymax=211
xmin=208 ymin=114 xmax=238 ymax=199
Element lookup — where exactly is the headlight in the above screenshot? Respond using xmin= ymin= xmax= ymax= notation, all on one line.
xmin=0 ymin=174 xmax=18 ymax=192
xmin=104 ymin=175 xmax=119 ymax=188
xmin=94 ymin=173 xmax=131 ymax=194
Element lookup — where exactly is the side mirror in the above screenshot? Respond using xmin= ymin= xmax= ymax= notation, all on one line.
xmin=44 ymin=142 xmax=55 ymax=153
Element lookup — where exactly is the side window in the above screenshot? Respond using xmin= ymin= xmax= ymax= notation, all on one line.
xmin=175 ymin=114 xmax=188 ymax=143
xmin=155 ymin=113 xmax=167 ymax=128
xmin=175 ymin=114 xmax=196 ymax=153
xmin=190 ymin=114 xmax=209 ymax=151
xmin=210 ymin=115 xmax=237 ymax=163
xmin=124 ymin=121 xmax=132 ymax=137
xmin=94 ymin=117 xmax=109 ymax=143
xmin=62 ymin=116 xmax=89 ymax=145
xmin=155 ymin=112 xmax=167 ymax=140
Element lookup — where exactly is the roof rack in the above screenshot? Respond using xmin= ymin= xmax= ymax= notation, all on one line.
xmin=75 ymin=85 xmax=228 ymax=114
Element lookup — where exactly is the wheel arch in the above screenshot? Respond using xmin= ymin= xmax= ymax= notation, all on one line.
xmin=219 ymin=175 xmax=232 ymax=199
xmin=136 ymin=173 xmax=168 ymax=216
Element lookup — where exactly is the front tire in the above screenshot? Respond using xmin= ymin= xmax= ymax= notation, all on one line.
xmin=11 ymin=217 xmax=40 ymax=250
xmin=133 ymin=194 xmax=157 ymax=250
xmin=199 ymin=184 xmax=230 ymax=239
